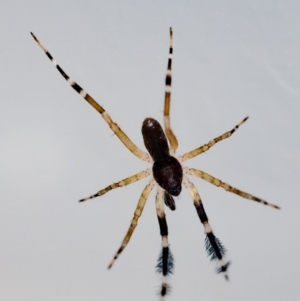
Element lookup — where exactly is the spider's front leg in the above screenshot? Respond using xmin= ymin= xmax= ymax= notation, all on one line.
xmin=183 ymin=176 xmax=230 ymax=279
xmin=155 ymin=187 xmax=174 ymax=298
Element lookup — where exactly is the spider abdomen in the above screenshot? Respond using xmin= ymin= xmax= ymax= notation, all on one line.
xmin=142 ymin=118 xmax=170 ymax=162
xmin=153 ymin=157 xmax=183 ymax=196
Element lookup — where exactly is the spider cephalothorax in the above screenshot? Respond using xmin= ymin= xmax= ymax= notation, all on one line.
xmin=31 ymin=28 xmax=280 ymax=300
xmin=152 ymin=156 xmax=182 ymax=196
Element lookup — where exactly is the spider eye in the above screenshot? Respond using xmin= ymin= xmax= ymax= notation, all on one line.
xmin=168 ymin=185 xmax=181 ymax=196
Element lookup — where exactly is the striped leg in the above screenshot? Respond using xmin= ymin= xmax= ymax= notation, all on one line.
xmin=79 ymin=168 xmax=151 ymax=202
xmin=107 ymin=179 xmax=155 ymax=269
xmin=183 ymin=176 xmax=230 ymax=279
xmin=155 ymin=187 xmax=174 ymax=298
xmin=184 ymin=167 xmax=280 ymax=209
xmin=164 ymin=27 xmax=178 ymax=154
xmin=31 ymin=32 xmax=151 ymax=162
xmin=179 ymin=117 xmax=248 ymax=162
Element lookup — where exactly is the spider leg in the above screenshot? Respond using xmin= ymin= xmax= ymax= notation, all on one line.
xmin=184 ymin=167 xmax=280 ymax=209
xmin=79 ymin=168 xmax=152 ymax=202
xmin=107 ymin=179 xmax=155 ymax=269
xmin=183 ymin=176 xmax=230 ymax=279
xmin=164 ymin=27 xmax=178 ymax=154
xmin=30 ymin=32 xmax=151 ymax=162
xmin=179 ymin=117 xmax=248 ymax=162
xmin=155 ymin=187 xmax=174 ymax=298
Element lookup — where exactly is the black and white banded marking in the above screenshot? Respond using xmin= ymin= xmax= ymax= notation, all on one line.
xmin=183 ymin=176 xmax=230 ymax=279
xmin=156 ymin=187 xmax=174 ymax=298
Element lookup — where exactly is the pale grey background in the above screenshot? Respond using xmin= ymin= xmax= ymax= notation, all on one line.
xmin=1 ymin=1 xmax=299 ymax=300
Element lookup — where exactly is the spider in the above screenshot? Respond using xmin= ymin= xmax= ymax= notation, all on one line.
xmin=31 ymin=28 xmax=280 ymax=299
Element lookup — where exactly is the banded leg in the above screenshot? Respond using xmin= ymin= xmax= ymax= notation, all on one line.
xmin=183 ymin=176 xmax=230 ymax=279
xmin=107 ymin=179 xmax=155 ymax=269
xmin=31 ymin=32 xmax=151 ymax=162
xmin=184 ymin=167 xmax=280 ymax=209
xmin=179 ymin=117 xmax=248 ymax=162
xmin=164 ymin=27 xmax=178 ymax=154
xmin=155 ymin=187 xmax=174 ymax=298
xmin=79 ymin=168 xmax=152 ymax=202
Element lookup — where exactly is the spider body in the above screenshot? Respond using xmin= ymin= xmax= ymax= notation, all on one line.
xmin=142 ymin=117 xmax=182 ymax=197
xmin=142 ymin=118 xmax=182 ymax=210
xmin=31 ymin=28 xmax=280 ymax=300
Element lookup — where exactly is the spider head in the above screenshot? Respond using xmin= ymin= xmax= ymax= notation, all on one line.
xmin=168 ymin=185 xmax=181 ymax=196
xmin=153 ymin=156 xmax=183 ymax=197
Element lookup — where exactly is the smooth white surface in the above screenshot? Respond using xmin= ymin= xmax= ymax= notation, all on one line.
xmin=1 ymin=1 xmax=299 ymax=300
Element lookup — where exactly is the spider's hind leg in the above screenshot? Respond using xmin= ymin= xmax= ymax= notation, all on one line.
xmin=183 ymin=176 xmax=230 ymax=279
xmin=163 ymin=28 xmax=178 ymax=154
xmin=31 ymin=32 xmax=151 ymax=162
